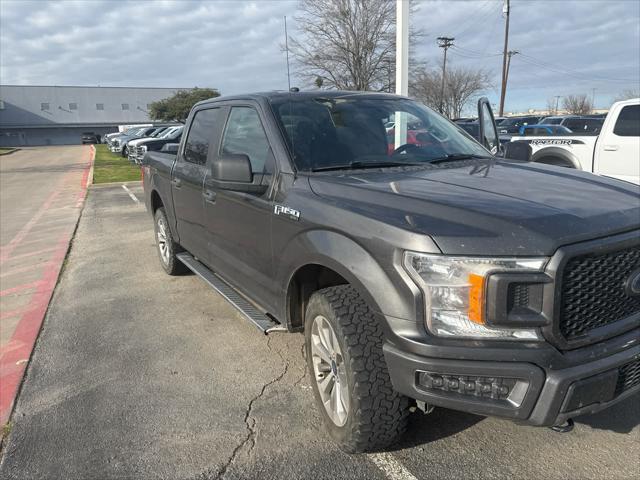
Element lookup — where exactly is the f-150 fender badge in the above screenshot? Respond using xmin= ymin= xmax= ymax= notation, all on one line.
xmin=274 ymin=204 xmax=300 ymax=221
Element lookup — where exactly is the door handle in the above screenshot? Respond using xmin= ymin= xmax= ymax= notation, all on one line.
xmin=203 ymin=190 xmax=217 ymax=203
xmin=603 ymin=145 xmax=619 ymax=151
xmin=172 ymin=178 xmax=182 ymax=188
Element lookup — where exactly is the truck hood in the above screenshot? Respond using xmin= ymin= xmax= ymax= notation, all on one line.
xmin=308 ymin=159 xmax=640 ymax=255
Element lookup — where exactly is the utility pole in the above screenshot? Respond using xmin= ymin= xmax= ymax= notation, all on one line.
xmin=591 ymin=88 xmax=596 ymax=111
xmin=498 ymin=0 xmax=510 ymax=116
xmin=502 ymin=49 xmax=519 ymax=112
xmin=437 ymin=36 xmax=455 ymax=115
xmin=554 ymin=95 xmax=561 ymax=114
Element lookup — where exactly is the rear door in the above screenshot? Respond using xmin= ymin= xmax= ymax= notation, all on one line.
xmin=171 ymin=107 xmax=224 ymax=259
xmin=202 ymin=103 xmax=277 ymax=311
xmin=595 ymin=103 xmax=640 ymax=183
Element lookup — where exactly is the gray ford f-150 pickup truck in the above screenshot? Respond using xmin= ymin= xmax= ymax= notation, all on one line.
xmin=142 ymin=90 xmax=640 ymax=453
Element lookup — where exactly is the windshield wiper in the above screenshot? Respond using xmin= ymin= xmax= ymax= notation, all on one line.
xmin=311 ymin=160 xmax=424 ymax=172
xmin=427 ymin=153 xmax=492 ymax=164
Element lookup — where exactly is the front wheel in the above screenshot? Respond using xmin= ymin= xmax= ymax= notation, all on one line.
xmin=153 ymin=208 xmax=187 ymax=275
xmin=305 ymin=285 xmax=410 ymax=453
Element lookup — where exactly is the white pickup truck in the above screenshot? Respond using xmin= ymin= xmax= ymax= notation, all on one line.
xmin=510 ymin=99 xmax=639 ymax=184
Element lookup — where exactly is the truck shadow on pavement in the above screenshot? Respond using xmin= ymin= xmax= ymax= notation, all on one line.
xmin=573 ymin=393 xmax=639 ymax=434
xmin=385 ymin=391 xmax=639 ymax=452
xmin=389 ymin=408 xmax=485 ymax=451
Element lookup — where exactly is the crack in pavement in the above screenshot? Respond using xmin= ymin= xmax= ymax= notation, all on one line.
xmin=214 ymin=336 xmax=290 ymax=480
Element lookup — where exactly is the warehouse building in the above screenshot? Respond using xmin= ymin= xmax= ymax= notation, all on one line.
xmin=0 ymin=85 xmax=187 ymax=146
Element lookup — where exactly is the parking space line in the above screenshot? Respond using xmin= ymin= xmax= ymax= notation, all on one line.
xmin=122 ymin=184 xmax=141 ymax=204
xmin=368 ymin=453 xmax=419 ymax=480
xmin=0 ymin=281 xmax=42 ymax=297
xmin=4 ymin=246 xmax=60 ymax=262
xmin=0 ymin=263 xmax=43 ymax=279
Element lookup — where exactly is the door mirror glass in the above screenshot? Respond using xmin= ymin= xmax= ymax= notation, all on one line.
xmin=161 ymin=143 xmax=179 ymax=154
xmin=477 ymin=97 xmax=500 ymax=155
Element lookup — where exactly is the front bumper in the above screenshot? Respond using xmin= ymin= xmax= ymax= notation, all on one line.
xmin=384 ymin=330 xmax=640 ymax=426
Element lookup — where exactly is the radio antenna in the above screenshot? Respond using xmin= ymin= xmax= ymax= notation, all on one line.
xmin=284 ymin=16 xmax=292 ymax=91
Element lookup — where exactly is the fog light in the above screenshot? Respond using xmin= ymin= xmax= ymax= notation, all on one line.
xmin=417 ymin=371 xmax=529 ymax=407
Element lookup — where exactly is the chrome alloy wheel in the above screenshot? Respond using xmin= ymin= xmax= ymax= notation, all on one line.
xmin=156 ymin=215 xmax=170 ymax=265
xmin=310 ymin=315 xmax=350 ymax=426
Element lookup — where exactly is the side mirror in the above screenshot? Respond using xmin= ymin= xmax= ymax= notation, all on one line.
xmin=477 ymin=97 xmax=501 ymax=155
xmin=213 ymin=154 xmax=253 ymax=183
xmin=209 ymin=154 xmax=268 ymax=194
xmin=161 ymin=143 xmax=179 ymax=154
xmin=503 ymin=141 xmax=532 ymax=162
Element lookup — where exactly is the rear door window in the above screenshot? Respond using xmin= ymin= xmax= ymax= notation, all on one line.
xmin=220 ymin=106 xmax=271 ymax=174
xmin=184 ymin=108 xmax=222 ymax=164
xmin=613 ymin=105 xmax=640 ymax=137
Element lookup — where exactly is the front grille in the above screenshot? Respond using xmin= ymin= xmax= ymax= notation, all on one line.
xmin=615 ymin=359 xmax=640 ymax=396
xmin=559 ymin=246 xmax=640 ymax=341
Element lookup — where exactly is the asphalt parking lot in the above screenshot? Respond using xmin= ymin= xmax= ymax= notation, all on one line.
xmin=0 ymin=173 xmax=638 ymax=479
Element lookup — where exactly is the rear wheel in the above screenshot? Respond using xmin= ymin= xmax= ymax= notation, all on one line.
xmin=154 ymin=208 xmax=187 ymax=275
xmin=305 ymin=285 xmax=410 ymax=453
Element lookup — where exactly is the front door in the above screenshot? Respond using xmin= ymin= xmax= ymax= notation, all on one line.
xmin=172 ymin=107 xmax=223 ymax=260
xmin=202 ymin=104 xmax=277 ymax=312
xmin=595 ymin=103 xmax=640 ymax=183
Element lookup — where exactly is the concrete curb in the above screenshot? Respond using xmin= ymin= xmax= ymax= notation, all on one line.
xmin=90 ymin=180 xmax=142 ymax=188
xmin=0 ymin=148 xmax=20 ymax=156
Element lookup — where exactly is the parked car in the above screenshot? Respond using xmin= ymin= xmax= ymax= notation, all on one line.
xmin=131 ymin=126 xmax=184 ymax=164
xmin=538 ymin=116 xmax=604 ymax=134
xmin=498 ymin=115 xmax=541 ymax=134
xmin=81 ymin=132 xmax=99 ymax=144
xmin=560 ymin=117 xmax=604 ymax=134
xmin=141 ymin=90 xmax=640 ymax=453
xmin=519 ymin=125 xmax=573 ymax=136
xmin=110 ymin=126 xmax=161 ymax=156
xmin=510 ymin=98 xmax=639 ymax=183
xmin=457 ymin=121 xmax=479 ymax=138
xmin=538 ymin=115 xmax=577 ymax=125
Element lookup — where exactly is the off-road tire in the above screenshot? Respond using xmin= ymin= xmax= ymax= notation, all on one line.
xmin=153 ymin=207 xmax=187 ymax=275
xmin=305 ymin=285 xmax=410 ymax=453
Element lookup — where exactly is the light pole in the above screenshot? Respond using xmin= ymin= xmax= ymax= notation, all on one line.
xmin=395 ymin=0 xmax=409 ymax=148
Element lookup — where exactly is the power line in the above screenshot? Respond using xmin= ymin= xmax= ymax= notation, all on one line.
xmin=517 ymin=53 xmax=637 ymax=84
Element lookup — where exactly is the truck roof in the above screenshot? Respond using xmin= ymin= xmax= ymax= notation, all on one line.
xmin=194 ymin=90 xmax=407 ymax=108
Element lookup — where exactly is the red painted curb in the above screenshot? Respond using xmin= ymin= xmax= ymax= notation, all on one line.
xmin=0 ymin=146 xmax=95 ymax=428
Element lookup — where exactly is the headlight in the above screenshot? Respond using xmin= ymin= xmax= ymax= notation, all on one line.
xmin=140 ymin=145 xmax=147 ymax=153
xmin=403 ymin=252 xmax=547 ymax=340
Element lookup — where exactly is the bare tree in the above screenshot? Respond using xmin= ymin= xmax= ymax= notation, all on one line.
xmin=288 ymin=0 xmax=421 ymax=91
xmin=614 ymin=89 xmax=640 ymax=102
xmin=410 ymin=65 xmax=492 ymax=119
xmin=546 ymin=97 xmax=558 ymax=115
xmin=562 ymin=94 xmax=593 ymax=115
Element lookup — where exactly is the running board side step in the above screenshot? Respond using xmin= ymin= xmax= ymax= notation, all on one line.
xmin=176 ymin=252 xmax=287 ymax=334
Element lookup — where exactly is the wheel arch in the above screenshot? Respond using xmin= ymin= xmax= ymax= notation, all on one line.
xmin=531 ymin=147 xmax=581 ymax=169
xmin=281 ymin=230 xmax=416 ymax=331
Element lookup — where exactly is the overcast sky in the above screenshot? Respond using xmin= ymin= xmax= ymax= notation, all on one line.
xmin=1 ymin=0 xmax=639 ymax=113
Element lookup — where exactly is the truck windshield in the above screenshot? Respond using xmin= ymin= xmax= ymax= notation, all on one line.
xmin=270 ymin=95 xmax=490 ymax=171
